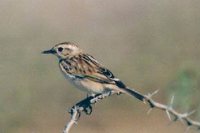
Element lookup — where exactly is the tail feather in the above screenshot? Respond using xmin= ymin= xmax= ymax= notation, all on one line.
xmin=113 ymin=79 xmax=145 ymax=101
xmin=121 ymin=87 xmax=145 ymax=101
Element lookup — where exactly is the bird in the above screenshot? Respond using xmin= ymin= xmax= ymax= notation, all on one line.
xmin=42 ymin=42 xmax=145 ymax=101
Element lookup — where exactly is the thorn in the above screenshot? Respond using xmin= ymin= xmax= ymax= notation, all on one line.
xmin=166 ymin=113 xmax=178 ymax=125
xmin=145 ymin=89 xmax=159 ymax=99
xmin=181 ymin=110 xmax=196 ymax=118
xmin=152 ymin=89 xmax=159 ymax=95
xmin=166 ymin=110 xmax=172 ymax=121
xmin=170 ymin=95 xmax=175 ymax=107
xmin=147 ymin=108 xmax=153 ymax=115
xmin=187 ymin=110 xmax=196 ymax=117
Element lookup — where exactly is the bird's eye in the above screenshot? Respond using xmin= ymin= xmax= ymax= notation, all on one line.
xmin=58 ymin=47 xmax=63 ymax=52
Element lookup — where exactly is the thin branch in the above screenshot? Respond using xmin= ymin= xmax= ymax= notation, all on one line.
xmin=63 ymin=91 xmax=116 ymax=133
xmin=63 ymin=107 xmax=79 ymax=133
xmin=63 ymin=89 xmax=200 ymax=133
xmin=143 ymin=90 xmax=200 ymax=129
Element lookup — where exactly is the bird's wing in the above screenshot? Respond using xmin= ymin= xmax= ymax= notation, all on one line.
xmin=77 ymin=54 xmax=127 ymax=88
xmin=59 ymin=54 xmax=112 ymax=83
xmin=60 ymin=54 xmax=127 ymax=88
xmin=97 ymin=66 xmax=127 ymax=88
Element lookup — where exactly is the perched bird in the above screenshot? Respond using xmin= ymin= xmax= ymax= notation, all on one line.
xmin=42 ymin=42 xmax=144 ymax=101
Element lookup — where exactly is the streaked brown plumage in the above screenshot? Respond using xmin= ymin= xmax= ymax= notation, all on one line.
xmin=42 ymin=42 xmax=144 ymax=101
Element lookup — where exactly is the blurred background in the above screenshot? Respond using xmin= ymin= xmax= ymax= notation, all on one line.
xmin=1 ymin=0 xmax=200 ymax=133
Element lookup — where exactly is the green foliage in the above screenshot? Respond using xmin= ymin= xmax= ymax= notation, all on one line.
xmin=167 ymin=69 xmax=199 ymax=112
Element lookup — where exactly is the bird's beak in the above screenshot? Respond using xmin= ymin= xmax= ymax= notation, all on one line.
xmin=42 ymin=48 xmax=56 ymax=54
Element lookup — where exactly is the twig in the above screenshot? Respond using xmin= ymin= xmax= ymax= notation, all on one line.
xmin=63 ymin=88 xmax=200 ymax=133
xmin=63 ymin=106 xmax=79 ymax=133
xmin=144 ymin=90 xmax=200 ymax=130
xmin=63 ymin=91 xmax=116 ymax=133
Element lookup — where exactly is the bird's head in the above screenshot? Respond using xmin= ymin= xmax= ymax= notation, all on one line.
xmin=42 ymin=42 xmax=82 ymax=59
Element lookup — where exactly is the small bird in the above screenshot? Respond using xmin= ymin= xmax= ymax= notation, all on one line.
xmin=42 ymin=42 xmax=144 ymax=101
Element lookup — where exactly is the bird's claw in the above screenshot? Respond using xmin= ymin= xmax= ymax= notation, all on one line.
xmin=83 ymin=105 xmax=93 ymax=115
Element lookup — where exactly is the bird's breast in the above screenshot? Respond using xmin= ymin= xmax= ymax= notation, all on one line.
xmin=59 ymin=61 xmax=105 ymax=94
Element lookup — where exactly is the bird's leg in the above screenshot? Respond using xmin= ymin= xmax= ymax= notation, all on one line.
xmin=73 ymin=95 xmax=94 ymax=115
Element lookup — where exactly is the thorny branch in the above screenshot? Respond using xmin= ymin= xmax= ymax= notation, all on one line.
xmin=63 ymin=89 xmax=200 ymax=133
xmin=63 ymin=91 xmax=116 ymax=133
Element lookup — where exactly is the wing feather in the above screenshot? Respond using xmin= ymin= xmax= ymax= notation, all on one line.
xmin=59 ymin=54 xmax=112 ymax=83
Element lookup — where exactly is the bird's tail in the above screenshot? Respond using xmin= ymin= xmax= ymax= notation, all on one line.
xmin=119 ymin=87 xmax=145 ymax=102
xmin=113 ymin=79 xmax=145 ymax=101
